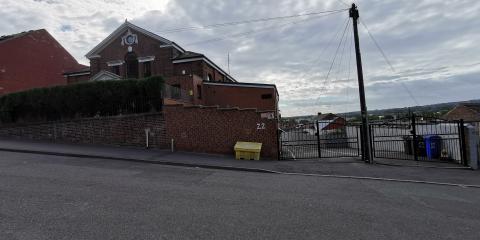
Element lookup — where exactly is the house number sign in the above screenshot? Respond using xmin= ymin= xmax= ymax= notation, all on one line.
xmin=257 ymin=123 xmax=266 ymax=130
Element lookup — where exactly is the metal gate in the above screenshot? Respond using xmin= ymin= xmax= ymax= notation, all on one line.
xmin=370 ymin=115 xmax=467 ymax=166
xmin=279 ymin=121 xmax=361 ymax=160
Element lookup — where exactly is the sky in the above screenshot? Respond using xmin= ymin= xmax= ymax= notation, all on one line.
xmin=1 ymin=0 xmax=479 ymax=116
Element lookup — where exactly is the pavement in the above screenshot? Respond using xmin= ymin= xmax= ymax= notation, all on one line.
xmin=1 ymin=151 xmax=479 ymax=240
xmin=0 ymin=137 xmax=479 ymax=187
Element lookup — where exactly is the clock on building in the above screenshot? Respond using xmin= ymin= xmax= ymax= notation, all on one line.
xmin=126 ymin=35 xmax=135 ymax=45
xmin=121 ymin=30 xmax=138 ymax=46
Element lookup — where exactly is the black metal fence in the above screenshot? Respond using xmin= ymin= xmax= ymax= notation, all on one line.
xmin=370 ymin=115 xmax=467 ymax=166
xmin=279 ymin=121 xmax=361 ymax=160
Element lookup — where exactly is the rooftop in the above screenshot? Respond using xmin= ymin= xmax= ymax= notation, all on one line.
xmin=0 ymin=29 xmax=43 ymax=44
xmin=461 ymin=103 xmax=480 ymax=113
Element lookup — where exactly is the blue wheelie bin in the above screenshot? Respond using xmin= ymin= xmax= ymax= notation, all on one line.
xmin=425 ymin=135 xmax=442 ymax=159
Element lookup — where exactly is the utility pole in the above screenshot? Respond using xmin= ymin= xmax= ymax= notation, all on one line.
xmin=350 ymin=3 xmax=372 ymax=163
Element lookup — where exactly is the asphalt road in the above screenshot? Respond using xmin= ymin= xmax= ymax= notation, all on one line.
xmin=1 ymin=151 xmax=479 ymax=240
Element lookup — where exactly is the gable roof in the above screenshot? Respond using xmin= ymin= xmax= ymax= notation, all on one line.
xmin=461 ymin=103 xmax=480 ymax=113
xmin=63 ymin=66 xmax=90 ymax=76
xmin=443 ymin=103 xmax=480 ymax=121
xmin=174 ymin=51 xmax=204 ymax=60
xmin=90 ymin=70 xmax=121 ymax=81
xmin=317 ymin=113 xmax=342 ymax=121
xmin=317 ymin=118 xmax=338 ymax=130
xmin=173 ymin=53 xmax=237 ymax=82
xmin=85 ymin=20 xmax=185 ymax=59
xmin=86 ymin=21 xmax=237 ymax=82
xmin=0 ymin=31 xmax=32 ymax=44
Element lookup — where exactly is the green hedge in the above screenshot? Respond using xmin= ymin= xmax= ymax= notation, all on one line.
xmin=0 ymin=76 xmax=164 ymax=124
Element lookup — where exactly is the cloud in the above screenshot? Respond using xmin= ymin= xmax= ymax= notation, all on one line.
xmin=1 ymin=0 xmax=480 ymax=116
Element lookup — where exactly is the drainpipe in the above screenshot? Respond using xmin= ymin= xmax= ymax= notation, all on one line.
xmin=171 ymin=138 xmax=175 ymax=152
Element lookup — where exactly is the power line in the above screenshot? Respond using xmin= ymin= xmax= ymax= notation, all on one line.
xmin=333 ymin=22 xmax=352 ymax=86
xmin=158 ymin=9 xmax=349 ymax=34
xmin=345 ymin=23 xmax=355 ymax=107
xmin=359 ymin=20 xmax=395 ymax=72
xmin=322 ymin=18 xmax=351 ymax=105
xmin=335 ymin=0 xmax=350 ymax=7
xmin=313 ymin=17 xmax=350 ymax=106
xmin=320 ymin=18 xmax=351 ymax=98
xmin=359 ymin=19 xmax=420 ymax=106
xmin=183 ymin=11 xmax=343 ymax=46
xmin=296 ymin=16 xmax=350 ymax=87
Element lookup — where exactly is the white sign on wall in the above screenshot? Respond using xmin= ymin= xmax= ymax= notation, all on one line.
xmin=260 ymin=112 xmax=275 ymax=119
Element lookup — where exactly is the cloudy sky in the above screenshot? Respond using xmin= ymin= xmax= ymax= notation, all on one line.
xmin=1 ymin=0 xmax=479 ymax=116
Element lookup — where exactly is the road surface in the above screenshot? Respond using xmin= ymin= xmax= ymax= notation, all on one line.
xmin=1 ymin=151 xmax=479 ymax=239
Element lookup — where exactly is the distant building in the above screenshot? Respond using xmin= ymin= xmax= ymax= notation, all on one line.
xmin=0 ymin=29 xmax=86 ymax=95
xmin=443 ymin=103 xmax=480 ymax=122
xmin=317 ymin=112 xmax=346 ymax=130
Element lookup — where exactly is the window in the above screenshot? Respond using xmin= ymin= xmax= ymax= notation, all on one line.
xmin=261 ymin=94 xmax=273 ymax=99
xmin=125 ymin=52 xmax=138 ymax=79
xmin=197 ymin=85 xmax=202 ymax=99
xmin=143 ymin=61 xmax=152 ymax=78
xmin=111 ymin=65 xmax=120 ymax=76
xmin=206 ymin=73 xmax=213 ymax=81
xmin=171 ymin=84 xmax=181 ymax=99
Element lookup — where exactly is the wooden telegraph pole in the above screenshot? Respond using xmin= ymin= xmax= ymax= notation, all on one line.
xmin=350 ymin=3 xmax=372 ymax=163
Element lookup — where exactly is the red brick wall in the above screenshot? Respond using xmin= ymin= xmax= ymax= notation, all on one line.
xmin=173 ymin=61 xmax=203 ymax=78
xmin=164 ymin=105 xmax=279 ymax=159
xmin=0 ymin=107 xmax=280 ymax=160
xmin=0 ymin=113 xmax=167 ymax=148
xmin=164 ymin=75 xmax=204 ymax=105
xmin=203 ymin=84 xmax=278 ymax=112
xmin=173 ymin=61 xmax=228 ymax=82
xmin=0 ymin=29 xmax=82 ymax=95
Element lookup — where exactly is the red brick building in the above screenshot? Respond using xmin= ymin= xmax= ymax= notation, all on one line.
xmin=0 ymin=29 xmax=86 ymax=95
xmin=317 ymin=113 xmax=346 ymax=130
xmin=64 ymin=21 xmax=278 ymax=113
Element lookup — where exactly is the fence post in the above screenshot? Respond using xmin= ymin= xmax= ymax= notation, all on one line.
xmin=411 ymin=114 xmax=418 ymax=161
xmin=316 ymin=121 xmax=321 ymax=158
xmin=356 ymin=125 xmax=361 ymax=157
xmin=459 ymin=119 xmax=468 ymax=166
xmin=359 ymin=126 xmax=365 ymax=161
xmin=277 ymin=127 xmax=282 ymax=161
xmin=369 ymin=124 xmax=374 ymax=161
xmin=464 ymin=125 xmax=479 ymax=169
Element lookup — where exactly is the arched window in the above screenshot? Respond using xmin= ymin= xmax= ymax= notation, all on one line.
xmin=207 ymin=73 xmax=213 ymax=82
xmin=125 ymin=52 xmax=139 ymax=79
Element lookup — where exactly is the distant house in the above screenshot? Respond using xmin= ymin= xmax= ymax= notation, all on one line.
xmin=317 ymin=113 xmax=346 ymax=130
xmin=443 ymin=103 xmax=480 ymax=122
xmin=0 ymin=29 xmax=86 ymax=95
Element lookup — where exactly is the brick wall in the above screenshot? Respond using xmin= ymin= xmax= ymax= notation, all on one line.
xmin=164 ymin=105 xmax=279 ymax=159
xmin=203 ymin=83 xmax=278 ymax=113
xmin=0 ymin=113 xmax=167 ymax=148
xmin=0 ymin=106 xmax=280 ymax=160
xmin=164 ymin=75 xmax=203 ymax=105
